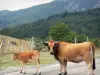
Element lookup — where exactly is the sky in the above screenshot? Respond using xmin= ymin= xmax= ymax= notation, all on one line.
xmin=0 ymin=0 xmax=54 ymax=11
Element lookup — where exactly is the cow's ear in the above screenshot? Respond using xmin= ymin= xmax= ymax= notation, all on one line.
xmin=55 ymin=41 xmax=58 ymax=44
xmin=43 ymin=41 xmax=48 ymax=46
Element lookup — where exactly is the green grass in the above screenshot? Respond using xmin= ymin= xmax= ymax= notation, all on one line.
xmin=95 ymin=49 xmax=100 ymax=58
xmin=0 ymin=52 xmax=56 ymax=69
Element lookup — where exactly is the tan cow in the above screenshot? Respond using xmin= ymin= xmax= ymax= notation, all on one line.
xmin=44 ymin=40 xmax=96 ymax=75
xmin=13 ymin=50 xmax=41 ymax=75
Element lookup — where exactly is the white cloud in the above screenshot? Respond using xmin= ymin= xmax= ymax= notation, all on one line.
xmin=0 ymin=0 xmax=54 ymax=11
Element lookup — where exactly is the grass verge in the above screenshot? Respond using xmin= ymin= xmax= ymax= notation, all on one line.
xmin=0 ymin=52 xmax=56 ymax=69
xmin=0 ymin=49 xmax=100 ymax=69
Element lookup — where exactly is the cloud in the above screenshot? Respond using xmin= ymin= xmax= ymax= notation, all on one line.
xmin=0 ymin=0 xmax=54 ymax=11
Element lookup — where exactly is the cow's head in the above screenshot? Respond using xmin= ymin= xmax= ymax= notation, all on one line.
xmin=43 ymin=40 xmax=58 ymax=55
xmin=48 ymin=40 xmax=55 ymax=55
xmin=43 ymin=40 xmax=55 ymax=55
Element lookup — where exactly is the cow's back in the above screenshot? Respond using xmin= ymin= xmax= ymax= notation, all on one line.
xmin=28 ymin=50 xmax=40 ymax=59
xmin=14 ymin=50 xmax=40 ymax=63
xmin=15 ymin=53 xmax=29 ymax=63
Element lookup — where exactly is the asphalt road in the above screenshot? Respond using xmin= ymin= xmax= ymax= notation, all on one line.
xmin=1 ymin=59 xmax=100 ymax=75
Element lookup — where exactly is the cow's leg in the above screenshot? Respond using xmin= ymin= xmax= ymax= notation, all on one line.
xmin=84 ymin=50 xmax=95 ymax=75
xmin=36 ymin=62 xmax=41 ymax=75
xmin=23 ymin=64 xmax=26 ymax=74
xmin=20 ymin=66 xmax=23 ymax=73
xmin=58 ymin=60 xmax=67 ymax=75
xmin=84 ymin=54 xmax=93 ymax=75
xmin=34 ymin=58 xmax=41 ymax=75
xmin=58 ymin=62 xmax=63 ymax=75
xmin=87 ymin=63 xmax=92 ymax=75
xmin=21 ymin=62 xmax=26 ymax=74
xmin=63 ymin=61 xmax=67 ymax=75
xmin=20 ymin=61 xmax=24 ymax=73
xmin=87 ymin=63 xmax=95 ymax=75
xmin=90 ymin=58 xmax=95 ymax=75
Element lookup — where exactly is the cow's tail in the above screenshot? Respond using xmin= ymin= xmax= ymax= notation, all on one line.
xmin=90 ymin=42 xmax=96 ymax=70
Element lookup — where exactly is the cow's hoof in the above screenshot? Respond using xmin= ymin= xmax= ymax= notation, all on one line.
xmin=20 ymin=71 xmax=22 ymax=73
xmin=23 ymin=72 xmax=26 ymax=74
xmin=34 ymin=73 xmax=37 ymax=75
xmin=63 ymin=72 xmax=67 ymax=75
xmin=39 ymin=72 xmax=41 ymax=75
xmin=88 ymin=74 xmax=95 ymax=75
xmin=58 ymin=72 xmax=63 ymax=75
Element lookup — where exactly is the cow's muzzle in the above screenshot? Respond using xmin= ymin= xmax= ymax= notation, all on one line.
xmin=50 ymin=52 xmax=54 ymax=55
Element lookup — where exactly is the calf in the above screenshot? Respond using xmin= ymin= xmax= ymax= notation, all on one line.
xmin=13 ymin=50 xmax=41 ymax=75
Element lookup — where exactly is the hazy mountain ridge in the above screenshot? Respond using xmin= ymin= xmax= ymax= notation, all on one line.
xmin=0 ymin=0 xmax=100 ymax=29
xmin=93 ymin=1 xmax=100 ymax=8
xmin=0 ymin=8 xmax=100 ymax=38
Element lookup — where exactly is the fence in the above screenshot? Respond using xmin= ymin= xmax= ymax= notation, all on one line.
xmin=0 ymin=35 xmax=34 ymax=55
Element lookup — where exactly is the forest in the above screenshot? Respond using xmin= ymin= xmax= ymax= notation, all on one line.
xmin=0 ymin=8 xmax=100 ymax=47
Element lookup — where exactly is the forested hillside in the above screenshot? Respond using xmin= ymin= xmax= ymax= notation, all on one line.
xmin=0 ymin=8 xmax=100 ymax=38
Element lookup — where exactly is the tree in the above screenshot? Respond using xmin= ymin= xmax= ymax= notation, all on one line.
xmin=48 ymin=23 xmax=77 ymax=42
xmin=91 ymin=38 xmax=100 ymax=48
xmin=77 ymin=34 xmax=88 ymax=43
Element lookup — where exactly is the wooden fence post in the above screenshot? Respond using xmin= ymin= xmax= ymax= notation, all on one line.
xmin=75 ymin=37 xmax=77 ymax=43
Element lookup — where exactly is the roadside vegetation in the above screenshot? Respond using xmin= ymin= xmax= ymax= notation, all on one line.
xmin=0 ymin=49 xmax=100 ymax=69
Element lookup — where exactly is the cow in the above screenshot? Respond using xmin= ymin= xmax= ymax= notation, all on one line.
xmin=44 ymin=40 xmax=96 ymax=75
xmin=13 ymin=50 xmax=41 ymax=75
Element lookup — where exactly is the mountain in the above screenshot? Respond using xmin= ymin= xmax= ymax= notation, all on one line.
xmin=0 ymin=8 xmax=100 ymax=38
xmin=93 ymin=1 xmax=100 ymax=8
xmin=0 ymin=0 xmax=100 ymax=29
xmin=55 ymin=0 xmax=100 ymax=11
